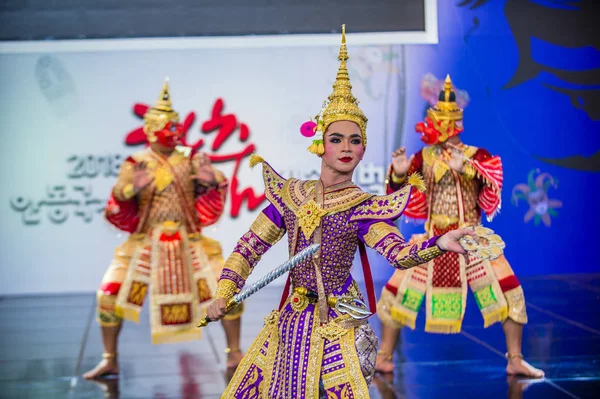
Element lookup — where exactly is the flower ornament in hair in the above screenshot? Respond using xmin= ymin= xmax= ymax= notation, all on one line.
xmin=303 ymin=100 xmax=328 ymax=155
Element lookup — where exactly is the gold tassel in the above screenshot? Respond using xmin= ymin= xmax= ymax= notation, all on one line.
xmin=482 ymin=306 xmax=508 ymax=328
xmin=307 ymin=142 xmax=325 ymax=155
xmin=407 ymin=172 xmax=426 ymax=193
xmin=425 ymin=319 xmax=462 ymax=334
xmin=249 ymin=154 xmax=264 ymax=168
xmin=391 ymin=307 xmax=417 ymax=330
xmin=114 ymin=305 xmax=141 ymax=324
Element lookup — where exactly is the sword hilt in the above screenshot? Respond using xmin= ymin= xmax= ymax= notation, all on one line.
xmin=197 ymin=297 xmax=239 ymax=328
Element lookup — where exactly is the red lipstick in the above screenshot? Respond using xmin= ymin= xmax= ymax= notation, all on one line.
xmin=339 ymin=157 xmax=353 ymax=163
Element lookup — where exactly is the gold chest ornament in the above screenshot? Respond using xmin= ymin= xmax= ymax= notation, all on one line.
xmin=296 ymin=199 xmax=328 ymax=239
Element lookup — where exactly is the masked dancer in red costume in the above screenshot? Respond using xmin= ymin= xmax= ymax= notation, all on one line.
xmin=375 ymin=76 xmax=544 ymax=379
xmin=83 ymin=80 xmax=243 ymax=379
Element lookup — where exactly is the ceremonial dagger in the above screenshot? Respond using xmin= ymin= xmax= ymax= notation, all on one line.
xmin=197 ymin=243 xmax=320 ymax=327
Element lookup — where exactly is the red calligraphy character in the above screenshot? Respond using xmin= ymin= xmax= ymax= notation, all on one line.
xmin=201 ymin=99 xmax=265 ymax=217
xmin=179 ymin=113 xmax=201 ymax=150
xmin=201 ymin=98 xmax=249 ymax=151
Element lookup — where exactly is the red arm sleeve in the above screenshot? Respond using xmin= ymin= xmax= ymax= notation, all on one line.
xmin=472 ymin=148 xmax=503 ymax=221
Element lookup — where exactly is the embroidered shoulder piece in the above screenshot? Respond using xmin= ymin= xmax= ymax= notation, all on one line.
xmin=281 ymin=179 xmax=316 ymax=213
xmin=349 ymin=185 xmax=412 ymax=222
xmin=251 ymin=156 xmax=287 ymax=214
xmin=322 ymin=185 xmax=373 ymax=214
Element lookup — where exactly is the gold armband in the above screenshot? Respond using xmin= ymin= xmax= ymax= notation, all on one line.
xmin=417 ymin=245 xmax=445 ymax=262
xmin=215 ymin=279 xmax=238 ymax=299
xmin=390 ymin=172 xmax=407 ymax=184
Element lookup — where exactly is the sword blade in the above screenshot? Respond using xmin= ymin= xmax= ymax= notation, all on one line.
xmin=197 ymin=243 xmax=320 ymax=327
xmin=232 ymin=244 xmax=320 ymax=303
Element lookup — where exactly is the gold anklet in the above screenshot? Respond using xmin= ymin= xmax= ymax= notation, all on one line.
xmin=505 ymin=352 xmax=524 ymax=359
xmin=102 ymin=352 xmax=117 ymax=359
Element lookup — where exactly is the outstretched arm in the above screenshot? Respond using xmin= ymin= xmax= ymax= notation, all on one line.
xmin=359 ymin=219 xmax=471 ymax=269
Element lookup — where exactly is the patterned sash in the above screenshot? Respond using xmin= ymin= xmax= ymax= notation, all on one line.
xmin=115 ymin=223 xmax=218 ymax=344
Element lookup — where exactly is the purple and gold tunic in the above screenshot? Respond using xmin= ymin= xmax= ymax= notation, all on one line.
xmin=217 ymin=161 xmax=444 ymax=399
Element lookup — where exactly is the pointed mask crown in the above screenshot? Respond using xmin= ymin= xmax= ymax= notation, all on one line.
xmin=428 ymin=75 xmax=463 ymax=120
xmin=425 ymin=74 xmax=464 ymax=142
xmin=143 ymin=78 xmax=180 ymax=135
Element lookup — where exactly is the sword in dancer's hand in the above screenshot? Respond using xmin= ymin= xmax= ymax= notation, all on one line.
xmin=197 ymin=243 xmax=320 ymax=327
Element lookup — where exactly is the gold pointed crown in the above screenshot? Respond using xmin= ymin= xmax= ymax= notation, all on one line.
xmin=323 ymin=24 xmax=368 ymax=144
xmin=427 ymin=74 xmax=463 ymax=123
xmin=426 ymin=75 xmax=463 ymax=142
xmin=308 ymin=25 xmax=368 ymax=155
xmin=143 ymin=78 xmax=180 ymax=135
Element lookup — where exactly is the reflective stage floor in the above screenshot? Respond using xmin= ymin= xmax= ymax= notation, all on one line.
xmin=1 ymin=273 xmax=598 ymax=398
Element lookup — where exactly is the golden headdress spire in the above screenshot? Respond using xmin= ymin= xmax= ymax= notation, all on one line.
xmin=442 ymin=74 xmax=453 ymax=102
xmin=143 ymin=77 xmax=180 ymax=136
xmin=306 ymin=25 xmax=368 ymax=155
xmin=426 ymin=74 xmax=463 ymax=142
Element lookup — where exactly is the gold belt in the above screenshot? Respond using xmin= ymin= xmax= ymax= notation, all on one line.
xmin=291 ymin=287 xmax=329 ymax=305
xmin=290 ymin=286 xmax=370 ymax=320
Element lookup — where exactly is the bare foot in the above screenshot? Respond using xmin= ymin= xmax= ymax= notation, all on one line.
xmin=226 ymin=350 xmax=244 ymax=370
xmin=506 ymin=358 xmax=544 ymax=379
xmin=375 ymin=353 xmax=394 ymax=374
xmin=83 ymin=359 xmax=120 ymax=380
